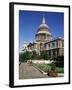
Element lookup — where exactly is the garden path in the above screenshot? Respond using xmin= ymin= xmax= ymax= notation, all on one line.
xmin=19 ymin=63 xmax=48 ymax=79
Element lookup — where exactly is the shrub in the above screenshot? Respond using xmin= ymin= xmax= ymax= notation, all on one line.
xmin=56 ymin=67 xmax=64 ymax=73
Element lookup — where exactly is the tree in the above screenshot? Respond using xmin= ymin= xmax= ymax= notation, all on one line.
xmin=19 ymin=53 xmax=24 ymax=62
xmin=31 ymin=50 xmax=39 ymax=60
xmin=40 ymin=51 xmax=49 ymax=60
xmin=54 ymin=56 xmax=64 ymax=67
xmin=19 ymin=51 xmax=31 ymax=62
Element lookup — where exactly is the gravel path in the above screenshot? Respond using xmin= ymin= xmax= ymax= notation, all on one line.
xmin=19 ymin=63 xmax=48 ymax=79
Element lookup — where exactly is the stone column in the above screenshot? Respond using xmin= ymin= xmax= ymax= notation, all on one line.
xmin=55 ymin=49 xmax=57 ymax=57
xmin=51 ymin=50 xmax=53 ymax=59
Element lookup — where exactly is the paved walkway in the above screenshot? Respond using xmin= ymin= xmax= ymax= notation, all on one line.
xmin=19 ymin=63 xmax=48 ymax=79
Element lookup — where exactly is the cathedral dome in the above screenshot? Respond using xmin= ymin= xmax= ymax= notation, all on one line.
xmin=38 ymin=16 xmax=48 ymax=29
xmin=37 ymin=16 xmax=51 ymax=36
xmin=37 ymin=30 xmax=51 ymax=35
xmin=38 ymin=23 xmax=48 ymax=29
xmin=35 ymin=16 xmax=52 ymax=43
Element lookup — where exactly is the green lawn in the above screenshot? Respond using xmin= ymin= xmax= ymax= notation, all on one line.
xmin=34 ymin=63 xmax=64 ymax=73
xmin=56 ymin=67 xmax=64 ymax=73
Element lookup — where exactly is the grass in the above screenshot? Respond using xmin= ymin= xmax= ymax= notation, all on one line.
xmin=34 ymin=63 xmax=64 ymax=73
xmin=56 ymin=67 xmax=64 ymax=73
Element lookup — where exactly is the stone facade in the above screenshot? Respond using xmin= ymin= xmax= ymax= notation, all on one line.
xmin=45 ymin=38 xmax=64 ymax=59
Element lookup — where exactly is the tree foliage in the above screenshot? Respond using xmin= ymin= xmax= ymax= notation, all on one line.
xmin=54 ymin=56 xmax=64 ymax=67
xmin=31 ymin=50 xmax=39 ymax=60
xmin=19 ymin=51 xmax=31 ymax=62
xmin=40 ymin=51 xmax=49 ymax=60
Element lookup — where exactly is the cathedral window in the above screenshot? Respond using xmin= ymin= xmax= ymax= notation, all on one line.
xmin=52 ymin=42 xmax=55 ymax=48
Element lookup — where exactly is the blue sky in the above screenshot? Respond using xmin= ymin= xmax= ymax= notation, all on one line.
xmin=19 ymin=10 xmax=64 ymax=49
